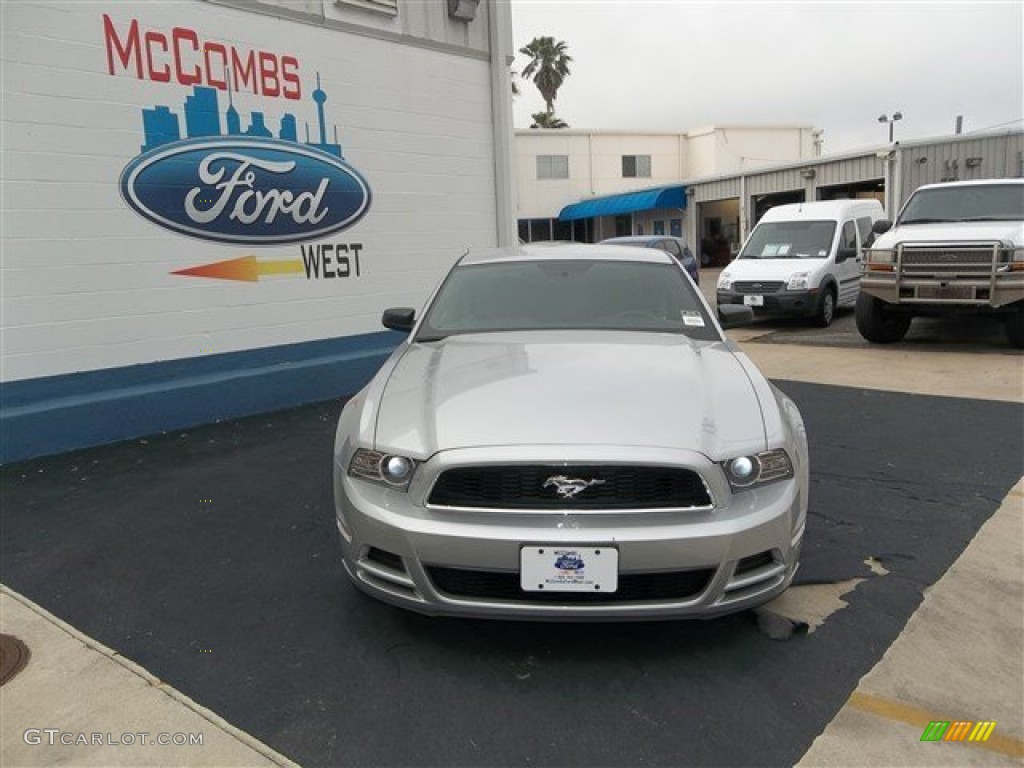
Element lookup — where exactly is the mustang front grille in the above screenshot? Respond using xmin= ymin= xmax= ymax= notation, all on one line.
xmin=427 ymin=465 xmax=713 ymax=511
xmin=427 ymin=566 xmax=714 ymax=603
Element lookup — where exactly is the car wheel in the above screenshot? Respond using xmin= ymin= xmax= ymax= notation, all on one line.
xmin=1006 ymin=304 xmax=1024 ymax=349
xmin=814 ymin=287 xmax=836 ymax=327
xmin=855 ymin=292 xmax=911 ymax=343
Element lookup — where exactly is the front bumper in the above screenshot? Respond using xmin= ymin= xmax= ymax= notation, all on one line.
xmin=333 ymin=446 xmax=805 ymax=620
xmin=717 ymin=289 xmax=818 ymax=317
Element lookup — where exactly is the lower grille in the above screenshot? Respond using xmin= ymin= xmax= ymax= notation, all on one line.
xmin=427 ymin=566 xmax=713 ymax=603
xmin=428 ymin=465 xmax=712 ymax=511
xmin=732 ymin=281 xmax=784 ymax=294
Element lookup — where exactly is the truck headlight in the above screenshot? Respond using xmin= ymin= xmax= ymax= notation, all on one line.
xmin=348 ymin=449 xmax=417 ymax=490
xmin=786 ymin=272 xmax=811 ymax=290
xmin=866 ymin=249 xmax=895 ymax=271
xmin=722 ymin=449 xmax=794 ymax=491
xmin=717 ymin=272 xmax=734 ymax=290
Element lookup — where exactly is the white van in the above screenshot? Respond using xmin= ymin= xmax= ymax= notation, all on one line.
xmin=716 ymin=199 xmax=885 ymax=326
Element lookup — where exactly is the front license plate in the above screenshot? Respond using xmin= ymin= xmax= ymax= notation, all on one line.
xmin=520 ymin=546 xmax=618 ymax=593
xmin=919 ymin=285 xmax=973 ymax=300
xmin=743 ymin=294 xmax=764 ymax=306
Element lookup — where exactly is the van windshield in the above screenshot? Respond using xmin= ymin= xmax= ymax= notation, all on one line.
xmin=738 ymin=221 xmax=837 ymax=259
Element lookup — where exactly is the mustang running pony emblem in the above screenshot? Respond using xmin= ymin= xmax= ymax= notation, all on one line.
xmin=543 ymin=475 xmax=607 ymax=499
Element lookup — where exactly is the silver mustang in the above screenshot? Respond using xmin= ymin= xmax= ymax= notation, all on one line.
xmin=333 ymin=243 xmax=808 ymax=619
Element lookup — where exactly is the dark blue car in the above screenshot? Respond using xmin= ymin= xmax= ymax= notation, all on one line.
xmin=600 ymin=236 xmax=700 ymax=285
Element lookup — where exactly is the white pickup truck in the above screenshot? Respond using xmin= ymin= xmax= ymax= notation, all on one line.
xmin=857 ymin=179 xmax=1024 ymax=348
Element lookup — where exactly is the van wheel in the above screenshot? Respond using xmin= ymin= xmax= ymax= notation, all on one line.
xmin=1006 ymin=305 xmax=1024 ymax=349
xmin=856 ymin=293 xmax=911 ymax=343
xmin=814 ymin=288 xmax=836 ymax=327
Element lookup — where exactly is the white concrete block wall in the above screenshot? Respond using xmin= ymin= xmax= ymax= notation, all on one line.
xmin=1 ymin=0 xmax=499 ymax=383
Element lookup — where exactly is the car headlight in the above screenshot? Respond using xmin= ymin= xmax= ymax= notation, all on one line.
xmin=722 ymin=449 xmax=794 ymax=491
xmin=786 ymin=272 xmax=811 ymax=290
xmin=717 ymin=272 xmax=734 ymax=290
xmin=348 ymin=448 xmax=417 ymax=490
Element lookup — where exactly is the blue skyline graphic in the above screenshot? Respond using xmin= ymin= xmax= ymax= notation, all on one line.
xmin=139 ymin=74 xmax=343 ymax=157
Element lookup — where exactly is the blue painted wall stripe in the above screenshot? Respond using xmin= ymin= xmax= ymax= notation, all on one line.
xmin=0 ymin=331 xmax=403 ymax=464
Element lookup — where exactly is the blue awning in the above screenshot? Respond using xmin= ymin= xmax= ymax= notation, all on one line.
xmin=558 ymin=185 xmax=686 ymax=221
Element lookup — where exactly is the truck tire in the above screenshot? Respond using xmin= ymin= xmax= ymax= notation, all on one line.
xmin=1006 ymin=305 xmax=1024 ymax=349
xmin=856 ymin=293 xmax=911 ymax=343
xmin=814 ymin=287 xmax=836 ymax=327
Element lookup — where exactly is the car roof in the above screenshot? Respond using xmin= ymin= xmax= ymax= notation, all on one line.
xmin=758 ymin=199 xmax=883 ymax=222
xmin=460 ymin=242 xmax=674 ymax=266
xmin=600 ymin=235 xmax=680 ymax=244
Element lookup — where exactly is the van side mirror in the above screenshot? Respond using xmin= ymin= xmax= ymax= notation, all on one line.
xmin=382 ymin=307 xmax=416 ymax=332
xmin=718 ymin=305 xmax=754 ymax=329
xmin=871 ymin=219 xmax=892 ymax=235
xmin=836 ymin=246 xmax=857 ymax=262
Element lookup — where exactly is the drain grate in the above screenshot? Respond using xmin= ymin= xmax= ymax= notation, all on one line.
xmin=0 ymin=634 xmax=30 ymax=686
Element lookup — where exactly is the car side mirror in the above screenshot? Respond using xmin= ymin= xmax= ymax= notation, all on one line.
xmin=718 ymin=304 xmax=754 ymax=329
xmin=871 ymin=219 xmax=892 ymax=235
xmin=382 ymin=307 xmax=416 ymax=332
xmin=836 ymin=246 xmax=857 ymax=262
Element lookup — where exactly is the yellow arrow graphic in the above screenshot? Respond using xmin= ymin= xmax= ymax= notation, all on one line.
xmin=172 ymin=256 xmax=305 ymax=282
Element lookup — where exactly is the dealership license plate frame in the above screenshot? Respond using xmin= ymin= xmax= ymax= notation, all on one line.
xmin=520 ymin=546 xmax=619 ymax=593
xmin=743 ymin=295 xmax=765 ymax=307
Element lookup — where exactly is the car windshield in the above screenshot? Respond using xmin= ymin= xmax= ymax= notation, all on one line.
xmin=898 ymin=184 xmax=1024 ymax=224
xmin=417 ymin=259 xmax=718 ymax=341
xmin=738 ymin=221 xmax=837 ymax=259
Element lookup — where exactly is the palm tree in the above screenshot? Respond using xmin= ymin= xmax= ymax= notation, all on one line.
xmin=519 ymin=37 xmax=572 ymax=117
xmin=530 ymin=111 xmax=568 ymax=129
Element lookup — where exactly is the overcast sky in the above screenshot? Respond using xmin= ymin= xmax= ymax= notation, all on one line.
xmin=509 ymin=1 xmax=1024 ymax=154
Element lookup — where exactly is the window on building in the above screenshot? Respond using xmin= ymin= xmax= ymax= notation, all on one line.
xmin=670 ymin=219 xmax=682 ymax=237
xmin=537 ymin=155 xmax=569 ymax=180
xmin=653 ymin=220 xmax=665 ymax=235
xmin=622 ymin=155 xmax=651 ymax=178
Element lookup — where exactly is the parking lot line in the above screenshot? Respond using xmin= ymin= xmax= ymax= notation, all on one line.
xmin=848 ymin=692 xmax=1024 ymax=759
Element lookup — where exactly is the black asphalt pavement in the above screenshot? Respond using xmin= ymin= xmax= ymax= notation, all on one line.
xmin=2 ymin=383 xmax=1021 ymax=767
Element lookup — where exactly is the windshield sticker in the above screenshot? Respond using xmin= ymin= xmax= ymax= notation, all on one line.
xmin=818 ymin=249 xmax=827 ymax=257
xmin=777 ymin=244 xmax=791 ymax=255
xmin=762 ymin=244 xmax=780 ymax=256
xmin=682 ymin=311 xmax=705 ymax=327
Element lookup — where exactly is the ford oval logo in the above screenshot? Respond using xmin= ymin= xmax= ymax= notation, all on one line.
xmin=119 ymin=137 xmax=371 ymax=245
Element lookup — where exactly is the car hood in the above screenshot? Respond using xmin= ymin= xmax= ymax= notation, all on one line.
xmin=724 ymin=258 xmax=828 ymax=280
xmin=374 ymin=331 xmax=766 ymax=459
xmin=875 ymin=221 xmax=1024 ymax=247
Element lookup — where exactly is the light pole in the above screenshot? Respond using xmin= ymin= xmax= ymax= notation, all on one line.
xmin=878 ymin=112 xmax=903 ymax=143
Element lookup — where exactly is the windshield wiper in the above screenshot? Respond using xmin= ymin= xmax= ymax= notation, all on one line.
xmin=957 ymin=216 xmax=1014 ymax=222
xmin=899 ymin=218 xmax=951 ymax=224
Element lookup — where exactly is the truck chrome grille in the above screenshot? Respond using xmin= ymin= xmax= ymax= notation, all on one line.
xmin=898 ymin=245 xmax=1001 ymax=275
xmin=427 ymin=465 xmax=713 ymax=511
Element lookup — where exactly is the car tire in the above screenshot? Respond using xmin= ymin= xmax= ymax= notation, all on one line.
xmin=856 ymin=292 xmax=911 ymax=343
xmin=814 ymin=286 xmax=836 ymax=328
xmin=1006 ymin=304 xmax=1024 ymax=349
